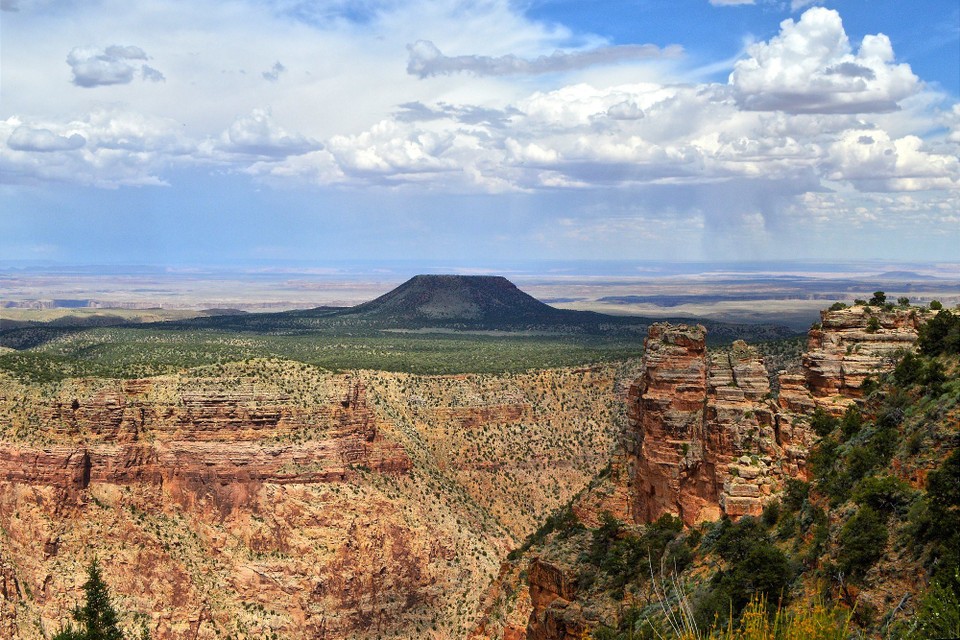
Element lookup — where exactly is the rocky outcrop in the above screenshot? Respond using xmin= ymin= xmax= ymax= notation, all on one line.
xmin=0 ymin=436 xmax=409 ymax=488
xmin=626 ymin=324 xmax=710 ymax=525
xmin=627 ymin=307 xmax=931 ymax=526
xmin=804 ymin=306 xmax=927 ymax=404
xmin=0 ymin=446 xmax=91 ymax=489
xmin=526 ymin=559 xmax=590 ymax=640
xmin=627 ymin=326 xmax=811 ymax=525
xmin=37 ymin=378 xmax=382 ymax=442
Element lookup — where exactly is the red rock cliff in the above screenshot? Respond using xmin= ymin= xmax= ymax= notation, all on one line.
xmin=525 ymin=558 xmax=590 ymax=640
xmin=0 ymin=379 xmax=410 ymax=499
xmin=627 ymin=325 xmax=811 ymax=526
xmin=627 ymin=307 xmax=930 ymax=527
xmin=627 ymin=324 xmax=710 ymax=525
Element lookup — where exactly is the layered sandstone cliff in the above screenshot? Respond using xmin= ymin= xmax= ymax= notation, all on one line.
xmin=625 ymin=307 xmax=928 ymax=526
xmin=803 ymin=306 xmax=927 ymax=406
xmin=625 ymin=326 xmax=805 ymax=525
xmin=0 ymin=380 xmax=409 ymax=495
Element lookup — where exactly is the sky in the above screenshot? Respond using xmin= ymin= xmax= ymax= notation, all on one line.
xmin=1 ymin=0 xmax=958 ymax=269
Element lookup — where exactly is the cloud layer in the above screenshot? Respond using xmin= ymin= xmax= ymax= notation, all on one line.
xmin=1 ymin=1 xmax=957 ymax=256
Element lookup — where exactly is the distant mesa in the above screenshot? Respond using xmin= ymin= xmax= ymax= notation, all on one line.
xmin=338 ymin=275 xmax=572 ymax=325
xmin=870 ymin=271 xmax=938 ymax=281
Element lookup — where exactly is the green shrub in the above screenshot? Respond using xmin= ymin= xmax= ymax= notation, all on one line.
xmin=839 ymin=405 xmax=863 ymax=440
xmin=894 ymin=352 xmax=924 ymax=386
xmin=908 ymin=569 xmax=960 ymax=640
xmin=869 ymin=291 xmax=887 ymax=306
xmin=906 ymin=449 xmax=960 ymax=583
xmin=585 ymin=511 xmax=624 ymax=566
xmin=587 ymin=513 xmax=686 ymax=594
xmin=761 ymin=501 xmax=781 ymax=528
xmin=852 ymin=475 xmax=913 ymax=515
xmin=809 ymin=437 xmax=841 ymax=496
xmin=810 ymin=408 xmax=839 ymax=437
xmin=918 ymin=309 xmax=960 ymax=355
xmin=837 ymin=506 xmax=888 ymax=580
xmin=782 ymin=478 xmax=810 ymax=513
xmin=776 ymin=511 xmax=798 ymax=540
xmin=695 ymin=518 xmax=793 ymax=628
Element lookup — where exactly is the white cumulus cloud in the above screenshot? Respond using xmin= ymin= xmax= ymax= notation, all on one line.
xmin=730 ymin=7 xmax=920 ymax=113
xmin=824 ymin=129 xmax=960 ymax=191
xmin=1 ymin=111 xmax=194 ymax=187
xmin=217 ymin=108 xmax=321 ymax=157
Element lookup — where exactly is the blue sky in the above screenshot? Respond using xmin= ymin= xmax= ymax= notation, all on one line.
xmin=1 ymin=0 xmax=958 ymax=268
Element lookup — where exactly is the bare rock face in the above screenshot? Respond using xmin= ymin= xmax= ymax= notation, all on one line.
xmin=627 ymin=324 xmax=709 ymax=525
xmin=627 ymin=326 xmax=810 ymax=526
xmin=804 ymin=306 xmax=926 ymax=405
xmin=0 ymin=380 xmax=411 ymax=511
xmin=525 ymin=558 xmax=588 ymax=640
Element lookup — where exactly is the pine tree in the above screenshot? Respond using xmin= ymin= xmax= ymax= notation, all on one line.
xmin=52 ymin=560 xmax=128 ymax=640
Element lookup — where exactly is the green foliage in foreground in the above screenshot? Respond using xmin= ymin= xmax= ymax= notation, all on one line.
xmin=594 ymin=594 xmax=851 ymax=640
xmin=0 ymin=326 xmax=647 ymax=381
xmin=917 ymin=309 xmax=960 ymax=356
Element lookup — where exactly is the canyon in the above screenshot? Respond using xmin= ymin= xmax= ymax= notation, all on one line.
xmin=0 ymin=304 xmax=934 ymax=639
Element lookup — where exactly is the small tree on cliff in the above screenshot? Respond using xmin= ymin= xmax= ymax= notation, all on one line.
xmin=52 ymin=560 xmax=129 ymax=640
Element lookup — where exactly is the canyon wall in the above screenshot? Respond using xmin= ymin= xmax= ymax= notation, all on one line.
xmin=0 ymin=378 xmax=410 ymax=499
xmin=803 ymin=306 xmax=927 ymax=404
xmin=0 ymin=359 xmax=626 ymax=640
